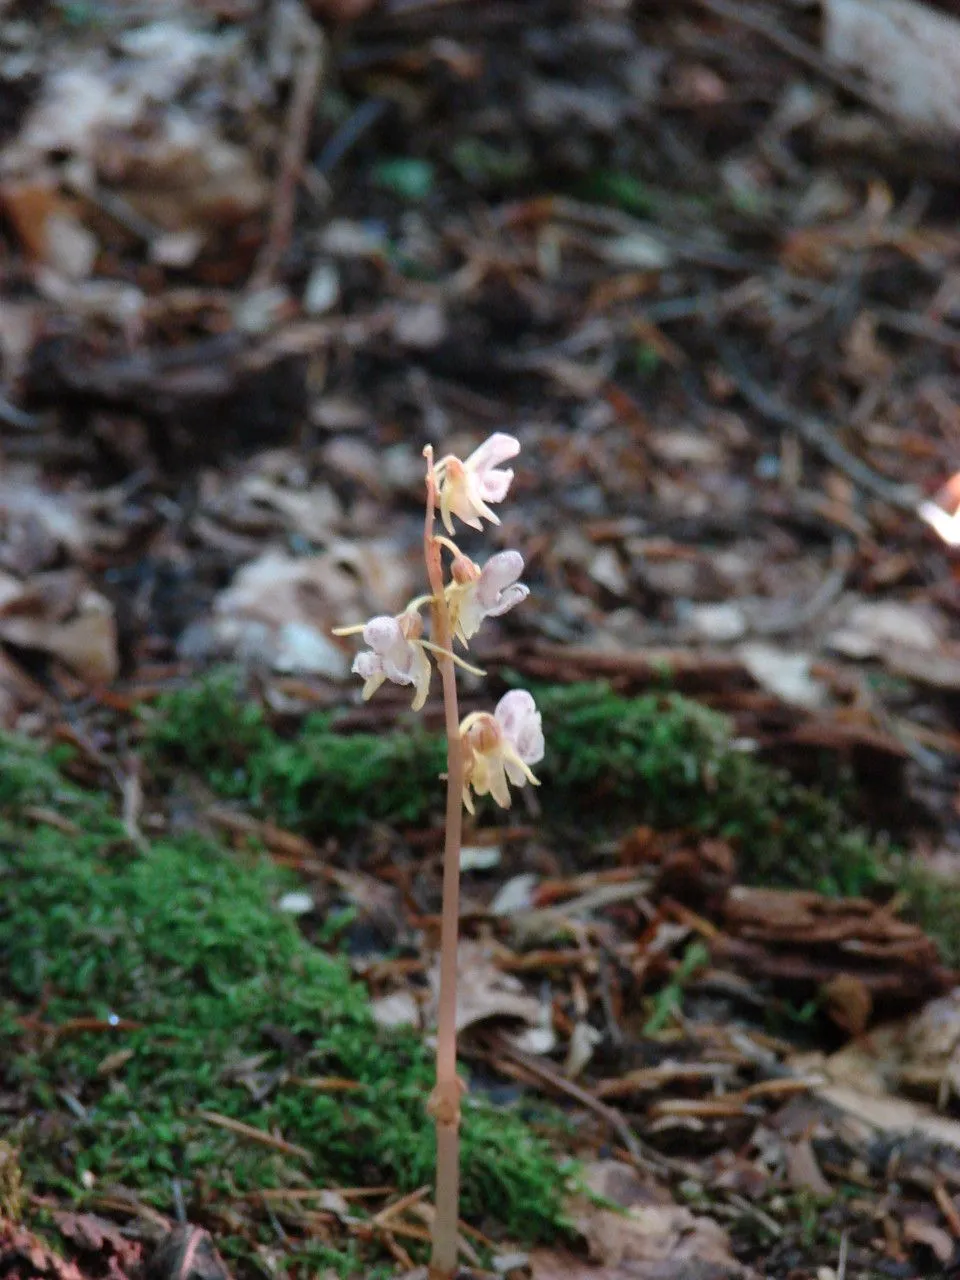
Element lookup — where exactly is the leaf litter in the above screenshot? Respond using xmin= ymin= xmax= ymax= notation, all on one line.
xmin=3 ymin=0 xmax=960 ymax=1277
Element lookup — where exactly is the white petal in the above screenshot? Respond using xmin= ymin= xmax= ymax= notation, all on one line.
xmin=456 ymin=589 xmax=486 ymax=642
xmin=477 ymin=550 xmax=524 ymax=609
xmin=495 ymin=689 xmax=536 ymax=734
xmin=352 ymin=651 xmax=383 ymax=679
xmin=514 ymin=716 xmax=545 ymax=764
xmin=504 ymin=747 xmax=540 ymax=787
xmin=484 ymin=582 xmax=529 ymax=619
xmin=495 ymin=690 xmax=544 ymax=764
xmin=381 ymin=631 xmax=420 ymax=683
xmin=503 ymin=755 xmax=528 ymax=787
xmin=445 ymin=483 xmax=485 ymax=531
xmin=476 ymin=467 xmax=514 ymax=503
xmin=410 ymin=643 xmax=432 ymax=711
xmin=467 ymin=432 xmax=520 ymax=473
xmin=486 ymin=754 xmax=513 ymax=808
xmin=362 ymin=615 xmax=404 ymax=654
xmin=361 ymin=672 xmax=386 ymax=701
xmin=467 ymin=432 xmax=519 ymax=503
xmin=381 ymin=659 xmax=415 ymax=686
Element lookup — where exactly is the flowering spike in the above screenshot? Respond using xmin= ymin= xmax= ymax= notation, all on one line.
xmin=334 ymin=430 xmax=541 ymax=1280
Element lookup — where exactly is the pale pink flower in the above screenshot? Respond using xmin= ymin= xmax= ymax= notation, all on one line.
xmin=495 ymin=689 xmax=545 ymax=765
xmin=351 ymin=611 xmax=432 ymax=711
xmin=437 ymin=432 xmax=520 ymax=534
xmin=446 ymin=550 xmax=529 ymax=645
xmin=460 ymin=689 xmax=544 ymax=812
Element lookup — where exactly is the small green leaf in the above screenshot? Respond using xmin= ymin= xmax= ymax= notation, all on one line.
xmin=582 ymin=170 xmax=656 ymax=216
xmin=372 ymin=158 xmax=435 ymax=202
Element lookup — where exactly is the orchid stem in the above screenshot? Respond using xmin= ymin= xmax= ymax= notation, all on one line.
xmin=423 ymin=445 xmax=464 ymax=1280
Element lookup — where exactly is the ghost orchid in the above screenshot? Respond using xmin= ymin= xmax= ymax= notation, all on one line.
xmin=435 ymin=432 xmax=520 ymax=534
xmin=335 ymin=434 xmax=542 ymax=1280
xmin=346 ymin=611 xmax=432 ymax=711
xmin=446 ymin=549 xmax=529 ymax=645
xmin=460 ymin=689 xmax=544 ymax=813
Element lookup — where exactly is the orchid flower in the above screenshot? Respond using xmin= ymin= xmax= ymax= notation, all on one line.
xmin=435 ymin=432 xmax=520 ymax=534
xmin=349 ymin=611 xmax=432 ymax=711
xmin=460 ymin=689 xmax=544 ymax=813
xmin=446 ymin=549 xmax=529 ymax=645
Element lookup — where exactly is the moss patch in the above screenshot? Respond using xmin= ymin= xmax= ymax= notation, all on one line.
xmin=145 ymin=673 xmax=884 ymax=892
xmin=7 ymin=671 xmax=959 ymax=1276
xmin=0 ymin=735 xmax=567 ymax=1272
xmin=143 ymin=672 xmax=960 ymax=962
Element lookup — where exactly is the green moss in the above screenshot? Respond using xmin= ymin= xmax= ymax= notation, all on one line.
xmin=145 ymin=675 xmax=885 ymax=894
xmin=143 ymin=669 xmax=446 ymax=829
xmin=0 ymin=1141 xmax=23 ymax=1221
xmin=0 ymin=739 xmax=567 ymax=1271
xmin=141 ymin=673 xmax=960 ymax=963
xmin=7 ymin=672 xmax=960 ymax=1273
xmin=534 ymin=683 xmax=885 ymax=896
xmin=894 ymin=861 xmax=960 ymax=968
xmin=141 ymin=668 xmax=274 ymax=794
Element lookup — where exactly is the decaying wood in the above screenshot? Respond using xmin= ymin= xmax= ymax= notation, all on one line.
xmin=714 ymin=885 xmax=953 ymax=1015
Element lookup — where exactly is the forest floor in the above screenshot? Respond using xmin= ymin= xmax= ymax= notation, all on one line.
xmin=4 ymin=2 xmax=960 ymax=1278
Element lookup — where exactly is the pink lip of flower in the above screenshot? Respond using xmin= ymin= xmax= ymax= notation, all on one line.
xmin=495 ymin=689 xmax=544 ymax=767
xmin=448 ymin=550 xmax=529 ymax=644
xmin=351 ymin=612 xmax=432 ymax=711
xmin=460 ymin=689 xmax=543 ymax=812
xmin=437 ymin=432 xmax=520 ymax=534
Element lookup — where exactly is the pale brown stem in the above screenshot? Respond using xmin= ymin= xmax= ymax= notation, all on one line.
xmin=423 ymin=447 xmax=464 ymax=1280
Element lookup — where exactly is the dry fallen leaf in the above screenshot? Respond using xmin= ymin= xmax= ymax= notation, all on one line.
xmin=784 ymin=1138 xmax=832 ymax=1197
xmin=0 ymin=570 xmax=118 ymax=685
xmin=826 ymin=597 xmax=945 ymax=660
xmin=824 ymin=0 xmax=960 ymax=142
xmin=146 ymin=1224 xmax=232 ymax=1280
xmin=882 ymin=641 xmax=960 ymax=691
xmin=531 ymin=1160 xmax=751 ymax=1279
xmin=825 ymin=986 xmax=960 ymax=1104
xmin=820 ymin=973 xmax=873 ymax=1037
xmin=427 ymin=939 xmax=552 ymax=1047
xmin=0 ymin=182 xmax=98 ymax=278
xmin=813 ymin=1071 xmax=960 ymax=1153
xmin=196 ymin=542 xmax=413 ymax=676
xmin=52 ymin=1211 xmax=141 ymax=1269
xmin=0 ymin=471 xmax=125 ymax=571
xmin=240 ymin=476 xmax=342 ymax=542
xmin=737 ymin=642 xmax=828 ymax=710
xmin=1 ymin=21 xmax=269 ymax=275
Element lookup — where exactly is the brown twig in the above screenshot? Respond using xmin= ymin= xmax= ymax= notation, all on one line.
xmin=719 ymin=341 xmax=919 ymax=510
xmin=249 ymin=3 xmax=325 ymax=290
xmin=196 ymin=1111 xmax=311 ymax=1161
xmin=494 ymin=1039 xmax=684 ymax=1179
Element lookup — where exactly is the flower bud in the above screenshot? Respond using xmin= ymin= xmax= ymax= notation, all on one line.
xmin=399 ymin=609 xmax=424 ymax=640
xmin=451 ymin=555 xmax=481 ymax=586
xmin=464 ymin=714 xmax=501 ymax=756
